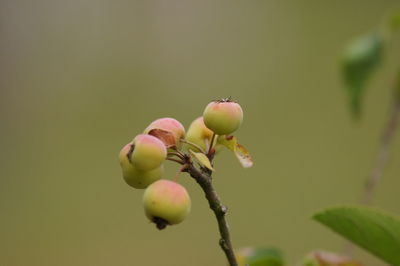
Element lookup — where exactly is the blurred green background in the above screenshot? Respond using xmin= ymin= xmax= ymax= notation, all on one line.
xmin=1 ymin=1 xmax=399 ymax=265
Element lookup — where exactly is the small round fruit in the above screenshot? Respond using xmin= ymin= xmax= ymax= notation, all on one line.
xmin=143 ymin=180 xmax=191 ymax=230
xmin=185 ymin=117 xmax=213 ymax=152
xmin=119 ymin=143 xmax=164 ymax=188
xmin=118 ymin=142 xmax=134 ymax=168
xmin=203 ymin=99 xmax=243 ymax=135
xmin=130 ymin=134 xmax=167 ymax=171
xmin=144 ymin=118 xmax=185 ymax=146
xmin=123 ymin=166 xmax=164 ymax=189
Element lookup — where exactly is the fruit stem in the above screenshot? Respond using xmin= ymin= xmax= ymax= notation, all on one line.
xmin=186 ymin=164 xmax=238 ymax=266
xmin=167 ymin=151 xmax=185 ymax=160
xmin=174 ymin=164 xmax=189 ymax=181
xmin=207 ymin=133 xmax=217 ymax=158
xmin=180 ymin=139 xmax=207 ymax=154
xmin=166 ymin=157 xmax=184 ymax=165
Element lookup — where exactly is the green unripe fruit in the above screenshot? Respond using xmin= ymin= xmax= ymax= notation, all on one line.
xmin=185 ymin=117 xmax=213 ymax=152
xmin=124 ymin=166 xmax=164 ymax=189
xmin=130 ymin=134 xmax=167 ymax=171
xmin=143 ymin=180 xmax=191 ymax=230
xmin=119 ymin=143 xmax=163 ymax=189
xmin=203 ymin=99 xmax=243 ymax=135
xmin=144 ymin=118 xmax=185 ymax=146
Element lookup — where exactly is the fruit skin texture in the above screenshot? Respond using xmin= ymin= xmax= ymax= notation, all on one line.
xmin=144 ymin=118 xmax=185 ymax=145
xmin=123 ymin=166 xmax=164 ymax=189
xmin=203 ymin=100 xmax=243 ymax=135
xmin=130 ymin=134 xmax=167 ymax=171
xmin=185 ymin=117 xmax=214 ymax=152
xmin=143 ymin=180 xmax=191 ymax=229
xmin=119 ymin=143 xmax=163 ymax=189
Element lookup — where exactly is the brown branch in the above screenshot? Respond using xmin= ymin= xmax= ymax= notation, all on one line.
xmin=185 ymin=164 xmax=238 ymax=266
xmin=361 ymin=99 xmax=400 ymax=204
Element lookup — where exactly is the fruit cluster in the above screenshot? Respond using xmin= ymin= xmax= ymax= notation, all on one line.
xmin=118 ymin=99 xmax=244 ymax=229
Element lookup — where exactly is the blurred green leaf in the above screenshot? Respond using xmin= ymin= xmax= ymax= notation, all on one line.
xmin=189 ymin=150 xmax=215 ymax=171
xmin=342 ymin=33 xmax=383 ymax=117
xmin=313 ymin=206 xmax=400 ymax=265
xmin=389 ymin=10 xmax=400 ymax=32
xmin=396 ymin=71 xmax=400 ymax=101
xmin=235 ymin=247 xmax=284 ymax=266
xmin=217 ymin=135 xmax=253 ymax=168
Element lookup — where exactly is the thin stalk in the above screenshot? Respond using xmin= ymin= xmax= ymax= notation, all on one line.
xmin=168 ymin=151 xmax=185 ymax=160
xmin=174 ymin=164 xmax=189 ymax=181
xmin=180 ymin=139 xmax=206 ymax=154
xmin=208 ymin=133 xmax=217 ymax=157
xmin=345 ymin=99 xmax=400 ymax=256
xmin=186 ymin=164 xmax=238 ymax=266
xmin=166 ymin=157 xmax=184 ymax=165
xmin=361 ymin=99 xmax=400 ymax=204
